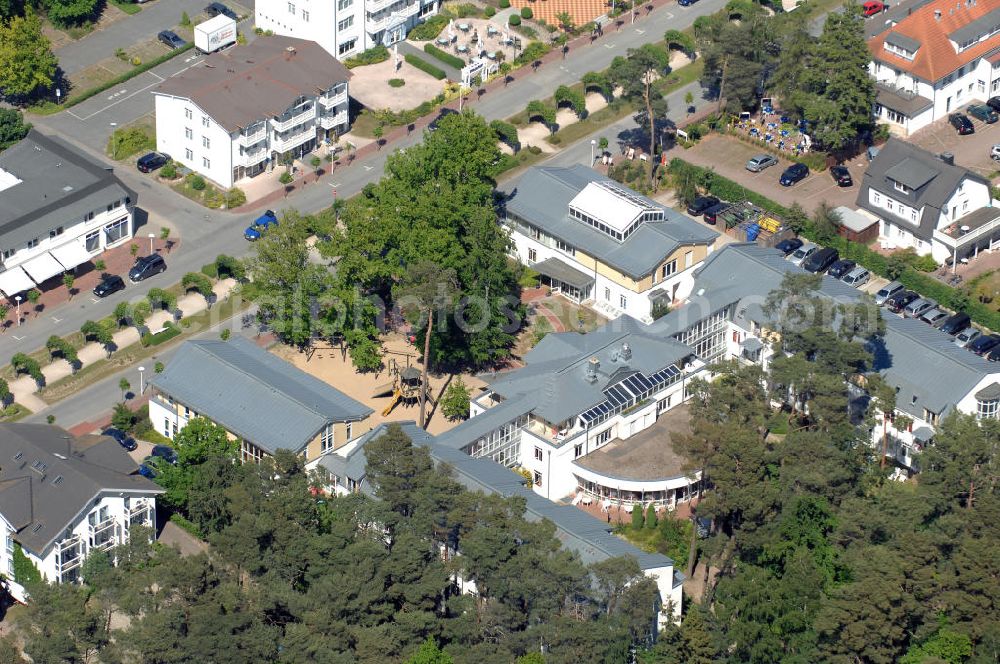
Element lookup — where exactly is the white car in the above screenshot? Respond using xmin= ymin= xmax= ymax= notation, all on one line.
xmin=992 ymin=144 xmax=1000 ymax=161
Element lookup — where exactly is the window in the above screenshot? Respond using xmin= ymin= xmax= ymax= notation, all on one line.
xmin=684 ymin=251 xmax=693 ymax=268
xmin=338 ymin=15 xmax=353 ymax=30
xmin=893 ymin=180 xmax=911 ymax=194
xmin=534 ymin=446 xmax=543 ymax=461
xmin=202 ymin=136 xmax=210 ymax=149
xmin=528 ymin=248 xmax=537 ymax=262
xmin=85 ymin=231 xmax=99 ymax=253
xmin=657 ymin=395 xmax=672 ymax=412
xmin=619 ymin=294 xmax=627 ymax=309
xmin=321 ymin=424 xmax=335 ymax=453
xmin=202 ymin=157 xmax=211 ymax=169
xmin=104 ymin=218 xmax=128 ymax=244
xmin=923 ymin=409 xmax=939 ymax=425
xmin=604 ymin=287 xmax=610 ymax=301
xmin=977 ymin=399 xmax=998 ymax=419
xmin=338 ymin=38 xmax=357 ymax=55
xmin=185 ymin=127 xmax=192 ymax=140
xmin=872 ymin=191 xmax=881 ymax=205
xmin=185 ymin=108 xmax=192 ymax=120
xmin=533 ymin=471 xmax=542 ymax=487
xmin=185 ymin=148 xmax=193 ymax=161
xmin=529 ymin=226 xmax=541 ymax=240
xmin=49 ymin=226 xmax=63 ymax=238
xmin=241 ymin=440 xmax=266 ymax=464
xmin=595 ymin=429 xmax=611 ymax=445
xmin=288 ymin=1 xmax=295 ymax=13
xmin=556 ymin=240 xmax=575 ymax=255
xmin=84 ymin=211 xmax=94 ymax=222
xmin=1 ymin=248 xmax=13 ymax=260
xmin=26 ymin=238 xmax=38 ymax=249
xmin=662 ymin=259 xmax=677 ymax=279
xmin=164 ymin=418 xmax=171 ymax=436
xmin=574 ymin=444 xmax=583 ymax=458
xmin=346 ymin=422 xmax=352 ymax=441
xmin=337 ymin=0 xmax=352 ymax=9
xmin=302 ymin=9 xmax=309 ymax=21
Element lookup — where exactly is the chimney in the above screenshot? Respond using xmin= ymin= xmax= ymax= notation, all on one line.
xmin=285 ymin=45 xmax=296 ymax=59
xmin=585 ymin=357 xmax=600 ymax=383
xmin=940 ymin=152 xmax=955 ymax=165
xmin=620 ymin=342 xmax=632 ymax=361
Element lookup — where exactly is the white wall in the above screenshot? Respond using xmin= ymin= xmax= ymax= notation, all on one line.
xmin=155 ymin=95 xmax=236 ymax=188
xmin=256 ymin=0 xmax=363 ymax=59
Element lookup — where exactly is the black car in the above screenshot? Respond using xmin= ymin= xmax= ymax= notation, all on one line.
xmin=157 ymin=30 xmax=186 ymax=49
xmin=939 ymin=312 xmax=971 ymax=335
xmin=988 ymin=96 xmax=1000 ymax=113
xmin=949 ymin=113 xmax=975 ymax=135
xmin=151 ymin=444 xmax=178 ymax=464
xmin=802 ymin=247 xmax=839 ymax=273
xmin=969 ymin=334 xmax=1000 ymax=356
xmin=779 ymin=163 xmax=809 ymax=186
xmin=93 ymin=274 xmax=125 ymax=298
xmin=128 ymin=254 xmax=166 ymax=283
xmin=885 ymin=290 xmax=919 ymax=314
xmin=686 ymin=195 xmax=720 ymax=217
xmin=703 ymin=202 xmax=730 ymax=225
xmin=774 ymin=237 xmax=803 ymax=256
xmin=102 ymin=427 xmax=137 ymax=452
xmin=827 ymin=259 xmax=856 ymax=279
xmin=137 ymin=152 xmax=169 ymax=173
xmin=830 ymin=165 xmax=853 ymax=187
xmin=987 ymin=345 xmax=1000 ymax=362
xmin=204 ymin=1 xmax=237 ymax=18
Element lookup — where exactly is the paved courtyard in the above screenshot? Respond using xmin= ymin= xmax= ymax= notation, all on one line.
xmin=678 ymin=134 xmax=863 ymax=214
xmin=348 ymin=57 xmax=444 ymax=112
xmin=907 ymin=107 xmax=1000 ymax=181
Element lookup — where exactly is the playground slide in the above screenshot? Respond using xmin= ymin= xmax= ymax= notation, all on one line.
xmin=381 ymin=390 xmax=402 ymax=417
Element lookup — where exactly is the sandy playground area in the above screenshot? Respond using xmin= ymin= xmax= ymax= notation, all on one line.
xmin=271 ymin=332 xmax=488 ymax=437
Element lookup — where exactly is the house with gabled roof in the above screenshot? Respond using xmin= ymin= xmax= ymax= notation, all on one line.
xmin=149 ymin=337 xmax=373 ymax=463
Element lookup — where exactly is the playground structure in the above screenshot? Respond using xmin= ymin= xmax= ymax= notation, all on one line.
xmin=372 ymin=359 xmax=434 ymax=417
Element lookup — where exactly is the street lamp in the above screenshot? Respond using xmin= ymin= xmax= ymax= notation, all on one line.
xmin=14 ymin=295 xmax=21 ymax=327
xmin=138 ymin=366 xmax=145 ymax=395
xmin=590 ymin=139 xmax=597 ymax=165
xmin=148 ymin=233 xmax=155 ymax=255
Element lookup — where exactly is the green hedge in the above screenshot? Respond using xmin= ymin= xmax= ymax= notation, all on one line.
xmin=343 ymin=45 xmax=390 ymax=69
xmin=65 ymin=43 xmax=194 ymax=109
xmin=141 ymin=322 xmax=181 ymax=347
xmin=408 ymin=14 xmax=449 ymax=40
xmin=668 ymin=157 xmax=1000 ymax=332
xmin=424 ymin=43 xmax=465 ymax=69
xmin=404 ymin=54 xmax=447 ymax=80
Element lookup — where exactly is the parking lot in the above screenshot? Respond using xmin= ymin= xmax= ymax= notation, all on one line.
xmin=678 ymin=134 xmax=864 ymax=214
xmin=908 ymin=106 xmax=1000 ymax=180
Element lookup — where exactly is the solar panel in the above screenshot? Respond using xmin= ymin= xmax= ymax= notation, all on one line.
xmin=648 ymin=365 xmax=680 ymax=387
xmin=604 ymin=385 xmax=631 ymax=406
xmin=623 ymin=373 xmax=653 ymax=395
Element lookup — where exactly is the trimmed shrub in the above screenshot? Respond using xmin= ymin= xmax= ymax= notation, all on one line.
xmin=490 ymin=119 xmax=520 ymax=152
xmin=159 ymin=161 xmax=178 ymax=179
xmin=424 ymin=43 xmax=465 ymax=69
xmin=508 ymin=13 xmax=521 ymax=25
xmin=182 ymin=272 xmax=214 ymax=298
xmin=631 ymin=504 xmax=644 ymax=530
xmin=215 ymin=254 xmax=245 ymax=281
xmin=514 ymin=40 xmax=548 ymax=66
xmin=407 ymin=14 xmax=449 ymax=40
xmin=201 ymin=262 xmax=219 ymax=279
xmin=404 ymin=54 xmax=446 ymax=80
xmin=141 ymin=322 xmax=181 ymax=347
xmin=388 ymin=78 xmax=406 ymax=87
xmin=279 ymin=171 xmax=294 ymax=185
xmin=520 ymin=6 xmax=533 ymax=18
xmin=343 ymin=45 xmax=390 ymax=69
xmin=188 ymin=174 xmax=206 ymax=191
xmin=485 ymin=5 xmax=496 ymax=17
xmin=224 ymin=188 xmax=246 ymax=208
xmin=554 ymin=84 xmax=586 ymax=117
xmin=499 ymin=0 xmax=510 ymax=7
xmin=645 ymin=504 xmax=658 ymax=529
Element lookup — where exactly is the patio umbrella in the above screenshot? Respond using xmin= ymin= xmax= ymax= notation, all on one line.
xmin=448 ymin=19 xmax=455 ymax=37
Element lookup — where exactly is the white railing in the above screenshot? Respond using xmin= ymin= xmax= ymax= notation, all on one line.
xmin=89 ymin=519 xmax=115 ymax=550
xmin=271 ymin=128 xmax=315 ymax=153
xmin=237 ymin=128 xmax=267 ymax=146
xmin=318 ymin=110 xmax=349 ymax=130
xmin=270 ymin=106 xmax=316 ymax=133
xmin=933 ymin=215 xmax=1000 ymax=249
xmin=237 ymin=148 xmax=268 ymax=167
xmin=366 ymin=3 xmax=419 ymax=31
xmin=318 ymin=89 xmax=349 ymax=109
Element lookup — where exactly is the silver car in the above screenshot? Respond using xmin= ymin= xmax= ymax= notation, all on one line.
xmin=841 ymin=266 xmax=870 ymax=288
xmin=746 ymin=154 xmax=779 ymax=172
xmin=919 ymin=308 xmax=949 ymax=327
xmin=903 ymin=298 xmax=937 ymax=318
xmin=874 ymin=281 xmax=904 ymax=306
xmin=955 ymin=327 xmax=981 ymax=348
xmin=789 ymin=242 xmax=817 ymax=266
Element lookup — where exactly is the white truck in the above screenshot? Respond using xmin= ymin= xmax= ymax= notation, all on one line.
xmin=194 ymin=15 xmax=237 ymax=54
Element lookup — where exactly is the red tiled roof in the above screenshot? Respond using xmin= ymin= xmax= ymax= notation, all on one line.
xmin=868 ymin=0 xmax=1000 ymax=82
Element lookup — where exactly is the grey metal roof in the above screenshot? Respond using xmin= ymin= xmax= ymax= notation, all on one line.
xmin=532 ymin=256 xmax=595 ymax=290
xmin=875 ymin=85 xmax=934 ymax=117
xmin=317 ymin=421 xmax=432 ymax=495
xmin=855 ymin=138 xmax=988 ymax=243
xmin=0 ymin=424 xmax=161 ymax=555
xmin=948 ymin=6 xmax=1000 ymax=44
xmin=0 ymin=130 xmax=135 ymax=251
xmin=505 ymin=166 xmax=718 ymax=280
xmin=433 ymin=394 xmax=535 ymax=450
xmin=151 ymin=337 xmax=372 ymax=455
xmin=885 ymin=30 xmax=922 ymax=52
xmin=834 ymin=206 xmax=879 ymax=233
xmin=912 ymin=426 xmax=935 ymax=441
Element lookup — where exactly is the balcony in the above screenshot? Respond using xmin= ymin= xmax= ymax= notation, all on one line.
xmin=318 ymin=87 xmax=348 ymax=108
xmin=237 ymin=127 xmax=267 ymax=146
xmin=525 ymin=418 xmax=583 ymax=446
xmin=318 ymin=110 xmax=349 ymax=130
xmin=933 ymin=207 xmax=1000 ymax=253
xmin=237 ymin=147 xmax=268 ymax=168
xmin=271 ymin=127 xmax=315 ymax=154
xmin=366 ymin=3 xmax=419 ymax=32
xmin=89 ymin=518 xmax=116 ymax=551
xmin=56 ymin=537 xmax=83 ymax=571
xmin=130 ymin=504 xmax=151 ymax=527
xmin=271 ymin=105 xmax=316 ymax=133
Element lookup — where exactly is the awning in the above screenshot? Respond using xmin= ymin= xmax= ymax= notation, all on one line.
xmin=0 ymin=267 xmax=35 ymax=297
xmin=741 ymin=337 xmax=764 ymax=353
xmin=50 ymin=242 xmax=92 ymax=271
xmin=532 ymin=257 xmax=595 ymax=291
xmin=912 ymin=426 xmax=935 ymax=443
xmin=20 ymin=252 xmax=64 ymax=283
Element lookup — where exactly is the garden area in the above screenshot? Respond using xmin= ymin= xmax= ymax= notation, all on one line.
xmin=614 ymin=504 xmax=693 ymax=565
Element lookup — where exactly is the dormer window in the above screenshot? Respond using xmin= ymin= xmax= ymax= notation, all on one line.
xmin=893 ymin=180 xmax=911 ymax=194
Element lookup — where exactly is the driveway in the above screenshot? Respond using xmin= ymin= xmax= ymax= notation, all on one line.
xmin=908 ymin=107 xmax=1000 ymax=181
xmin=678 ymin=134 xmax=863 ymax=214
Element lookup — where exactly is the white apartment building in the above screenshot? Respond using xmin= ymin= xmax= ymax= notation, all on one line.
xmin=505 ymin=166 xmax=719 ymax=323
xmin=255 ymin=0 xmax=439 ymax=59
xmin=153 ymin=36 xmax=351 ymax=189
xmin=856 ymin=138 xmax=998 ymax=263
xmin=0 ymin=424 xmax=161 ymax=592
xmin=0 ymin=131 xmax=135 ymax=299
xmin=868 ymin=0 xmax=1000 ymax=134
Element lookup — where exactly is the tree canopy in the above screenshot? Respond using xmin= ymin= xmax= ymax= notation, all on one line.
xmin=0 ymin=9 xmax=57 ymax=100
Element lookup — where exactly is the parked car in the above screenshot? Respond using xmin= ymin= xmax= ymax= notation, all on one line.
xmin=885 ymin=290 xmax=919 ymax=313
xmin=903 ymin=297 xmax=937 ymax=318
xmin=992 ymin=144 xmax=1000 ymax=161
xmin=802 ymin=247 xmax=839 ymax=273
xmin=204 ymin=1 xmax=237 ymax=19
xmin=955 ymin=327 xmax=982 ymax=348
xmin=788 ymin=242 xmax=817 ymax=266
xmin=949 ymin=113 xmax=975 ymax=135
xmin=136 ymin=152 xmax=169 ymax=173
xmin=138 ymin=463 xmax=157 ymax=479
xmin=678 ymin=0 xmax=698 ymax=6
xmin=875 ymin=280 xmax=904 ymax=305
xmin=686 ymin=195 xmax=720 ymax=217
xmin=920 ymin=308 xmax=950 ymax=327
xmin=939 ymin=312 xmax=971 ymax=335
xmin=827 ymin=259 xmax=856 ymax=279
xmin=968 ymin=334 xmax=1000 ymax=356
xmin=867 ymin=145 xmax=881 ymax=161
xmin=968 ymin=104 xmax=999 ymax=124
xmin=842 ymin=267 xmax=871 ymax=288
xmin=779 ymin=163 xmax=809 ymax=186
xmin=150 ymin=445 xmax=178 ymax=465
xmin=157 ymin=30 xmax=186 ymax=49
xmin=830 ymin=165 xmax=853 ymax=187
xmin=128 ymin=253 xmax=166 ymax=283
xmin=102 ymin=427 xmax=137 ymax=452
xmin=703 ymin=202 xmax=730 ymax=225
xmin=774 ymin=237 xmax=803 ymax=256
xmin=745 ymin=154 xmax=779 ymax=172
xmin=244 ymin=209 xmax=278 ymax=240
xmin=862 ymin=0 xmax=885 ymax=15
xmin=93 ymin=274 xmax=125 ymax=298
xmin=989 ymin=96 xmax=1000 ymax=113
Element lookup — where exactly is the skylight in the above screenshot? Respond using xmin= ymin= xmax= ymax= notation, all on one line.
xmin=568 ymin=182 xmax=663 ymax=242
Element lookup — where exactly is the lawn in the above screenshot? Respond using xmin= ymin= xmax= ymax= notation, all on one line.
xmin=614 ymin=512 xmax=692 ymax=564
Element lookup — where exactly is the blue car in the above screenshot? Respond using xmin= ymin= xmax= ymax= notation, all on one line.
xmin=138 ymin=463 xmax=157 ymax=479
xmin=779 ymin=163 xmax=809 ymax=186
xmin=151 ymin=444 xmax=178 ymax=465
xmin=244 ymin=209 xmax=278 ymax=241
xmin=678 ymin=0 xmax=697 ymax=6
xmin=102 ymin=427 xmax=137 ymax=451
